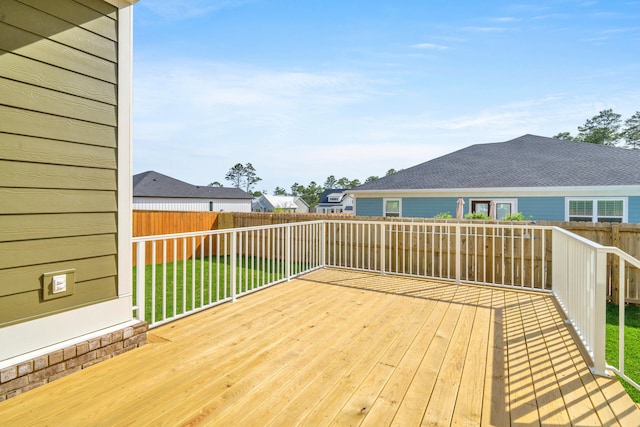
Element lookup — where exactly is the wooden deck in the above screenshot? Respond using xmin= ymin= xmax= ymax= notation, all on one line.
xmin=2 ymin=269 xmax=639 ymax=426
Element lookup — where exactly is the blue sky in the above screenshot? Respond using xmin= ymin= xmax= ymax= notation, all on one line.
xmin=132 ymin=0 xmax=640 ymax=193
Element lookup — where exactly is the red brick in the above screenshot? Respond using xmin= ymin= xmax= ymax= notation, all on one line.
xmin=63 ymin=346 xmax=77 ymax=360
xmin=22 ymin=379 xmax=47 ymax=393
xmin=124 ymin=334 xmax=146 ymax=348
xmin=49 ymin=350 xmax=64 ymax=365
xmin=111 ymin=330 xmax=124 ymax=342
xmin=76 ymin=342 xmax=89 ymax=356
xmin=123 ymin=327 xmax=134 ymax=339
xmin=66 ymin=351 xmax=97 ymax=369
xmin=34 ymin=356 xmax=49 ymax=371
xmin=17 ymin=361 xmax=33 ymax=376
xmin=0 ymin=376 xmax=29 ymax=394
xmin=49 ymin=366 xmax=80 ymax=382
xmin=28 ymin=363 xmax=65 ymax=383
xmin=0 ymin=366 xmax=17 ymax=383
xmin=100 ymin=335 xmax=112 ymax=347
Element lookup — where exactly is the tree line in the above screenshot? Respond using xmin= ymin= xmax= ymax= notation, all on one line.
xmin=553 ymin=109 xmax=640 ymax=148
xmin=212 ymin=109 xmax=639 ymax=207
xmin=210 ymin=164 xmax=398 ymax=208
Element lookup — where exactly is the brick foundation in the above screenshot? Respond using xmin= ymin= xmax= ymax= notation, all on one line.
xmin=0 ymin=321 xmax=148 ymax=401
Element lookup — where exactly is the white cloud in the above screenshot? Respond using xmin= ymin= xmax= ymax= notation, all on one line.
xmin=411 ymin=43 xmax=449 ymax=50
xmin=140 ymin=0 xmax=254 ymax=20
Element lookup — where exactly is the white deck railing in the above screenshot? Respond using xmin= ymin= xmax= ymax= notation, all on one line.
xmin=132 ymin=219 xmax=640 ymax=391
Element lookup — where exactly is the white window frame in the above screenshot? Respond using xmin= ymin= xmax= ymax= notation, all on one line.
xmin=565 ymin=197 xmax=628 ymax=223
xmin=469 ymin=198 xmax=517 ymax=220
xmin=383 ymin=198 xmax=402 ymax=218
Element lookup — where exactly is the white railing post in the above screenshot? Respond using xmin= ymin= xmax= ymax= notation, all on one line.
xmin=592 ymin=249 xmax=608 ymax=376
xmin=455 ymin=224 xmax=461 ymax=284
xmin=286 ymin=225 xmax=292 ymax=281
xmin=619 ymin=257 xmax=626 ymax=374
xmin=321 ymin=222 xmax=327 ymax=267
xmin=135 ymin=241 xmax=146 ymax=322
xmin=380 ymin=223 xmax=386 ymax=275
xmin=230 ymin=231 xmax=237 ymax=302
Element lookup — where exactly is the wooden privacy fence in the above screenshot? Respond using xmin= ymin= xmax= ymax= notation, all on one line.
xmin=133 ymin=211 xmax=220 ymax=266
xmin=132 ymin=211 xmax=640 ymax=302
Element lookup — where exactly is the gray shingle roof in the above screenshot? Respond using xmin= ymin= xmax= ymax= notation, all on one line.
xmin=133 ymin=171 xmax=253 ymax=199
xmin=353 ymin=134 xmax=640 ymax=191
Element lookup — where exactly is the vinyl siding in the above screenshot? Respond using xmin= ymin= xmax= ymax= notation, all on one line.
xmin=133 ymin=198 xmax=253 ymax=213
xmin=354 ymin=198 xmax=384 ymax=217
xmin=628 ymin=197 xmax=640 ymax=223
xmin=402 ymin=197 xmax=459 ymax=218
xmin=517 ymin=197 xmax=565 ymax=221
xmin=0 ymin=0 xmax=119 ymax=327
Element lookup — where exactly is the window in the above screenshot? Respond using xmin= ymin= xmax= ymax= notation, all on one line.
xmin=470 ymin=199 xmax=517 ymax=220
xmin=209 ymin=201 xmax=214 ymax=212
xmin=384 ymin=199 xmax=401 ymax=217
xmin=567 ymin=198 xmax=626 ymax=223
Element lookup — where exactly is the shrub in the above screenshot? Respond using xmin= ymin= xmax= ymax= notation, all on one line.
xmin=434 ymin=212 xmax=453 ymax=219
xmin=502 ymin=212 xmax=526 ymax=221
xmin=464 ymin=212 xmax=491 ymax=220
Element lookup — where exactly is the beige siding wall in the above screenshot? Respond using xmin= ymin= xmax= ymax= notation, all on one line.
xmin=0 ymin=0 xmax=119 ymax=327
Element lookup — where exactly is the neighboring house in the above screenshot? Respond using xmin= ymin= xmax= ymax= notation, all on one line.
xmin=317 ymin=189 xmax=354 ymax=214
xmin=253 ymin=195 xmax=310 ymax=213
xmin=0 ymin=0 xmax=140 ymax=373
xmin=133 ymin=171 xmax=253 ymax=212
xmin=350 ymin=134 xmax=640 ymax=223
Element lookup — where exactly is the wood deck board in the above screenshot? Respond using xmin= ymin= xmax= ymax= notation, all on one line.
xmin=1 ymin=268 xmax=639 ymax=426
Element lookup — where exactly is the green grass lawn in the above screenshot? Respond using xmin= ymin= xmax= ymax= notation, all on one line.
xmin=606 ymin=303 xmax=640 ymax=402
xmin=133 ymin=255 xmax=297 ymax=324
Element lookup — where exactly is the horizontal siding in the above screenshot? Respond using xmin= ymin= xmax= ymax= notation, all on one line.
xmin=133 ymin=198 xmax=253 ymax=213
xmin=629 ymin=197 xmax=640 ymax=223
xmin=0 ymin=235 xmax=117 ymax=270
xmin=0 ymin=277 xmax=117 ymax=327
xmin=0 ymin=213 xmax=117 ymax=242
xmin=2 ymin=134 xmax=116 ymax=169
xmin=0 ymin=1 xmax=119 ymax=326
xmin=0 ymin=21 xmax=116 ymax=84
xmin=0 ymin=188 xmax=116 ymax=214
xmin=0 ymin=77 xmax=117 ymax=125
xmin=0 ymin=51 xmax=116 ymax=104
xmin=0 ymin=105 xmax=116 ymax=147
xmin=518 ymin=197 xmax=565 ymax=221
xmin=355 ymin=198 xmax=383 ymax=217
xmin=403 ymin=197 xmax=460 ymax=218
xmin=0 ymin=160 xmax=116 ymax=190
xmin=1 ymin=255 xmax=117 ymax=297
xmin=18 ymin=0 xmax=118 ymax=41
xmin=0 ymin=0 xmax=117 ymax=61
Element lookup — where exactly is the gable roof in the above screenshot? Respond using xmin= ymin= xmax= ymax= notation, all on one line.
xmin=318 ymin=189 xmax=348 ymax=205
xmin=133 ymin=171 xmax=253 ymax=199
xmin=352 ymin=134 xmax=640 ymax=191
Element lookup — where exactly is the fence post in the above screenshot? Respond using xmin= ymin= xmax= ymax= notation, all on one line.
xmin=591 ymin=248 xmax=608 ymax=376
xmin=286 ymin=225 xmax=292 ymax=281
xmin=230 ymin=231 xmax=237 ymax=302
xmin=455 ymin=224 xmax=461 ymax=284
xmin=135 ymin=241 xmax=146 ymax=322
xmin=380 ymin=223 xmax=386 ymax=275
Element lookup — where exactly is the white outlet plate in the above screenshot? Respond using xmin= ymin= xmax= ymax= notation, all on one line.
xmin=52 ymin=274 xmax=67 ymax=293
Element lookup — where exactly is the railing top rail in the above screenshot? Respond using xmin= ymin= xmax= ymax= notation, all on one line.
xmin=132 ymin=220 xmax=326 ymax=243
xmin=551 ymin=226 xmax=606 ymax=249
xmin=323 ymin=219 xmax=553 ymax=230
xmin=600 ymin=245 xmax=640 ymax=270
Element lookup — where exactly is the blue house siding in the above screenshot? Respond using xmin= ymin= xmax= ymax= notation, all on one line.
xmin=356 ymin=195 xmax=640 ymax=222
xmin=355 ymin=198 xmax=383 ymax=217
xmin=629 ymin=197 xmax=640 ymax=223
xmin=403 ymin=197 xmax=459 ymax=218
xmin=517 ymin=197 xmax=565 ymax=221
